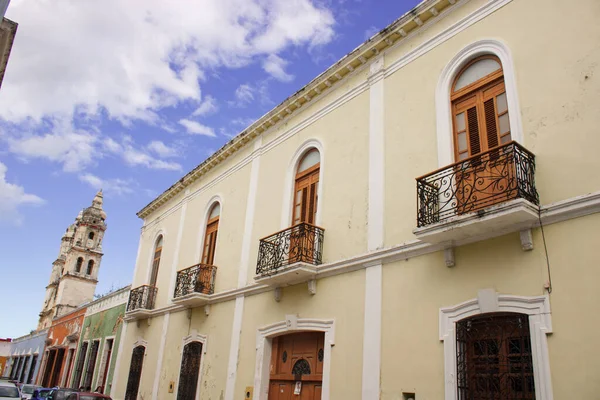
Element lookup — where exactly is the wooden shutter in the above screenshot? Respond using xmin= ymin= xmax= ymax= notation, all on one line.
xmin=466 ymin=107 xmax=481 ymax=156
xmin=484 ymin=98 xmax=499 ymax=150
xmin=202 ymin=219 xmax=219 ymax=265
xmin=292 ymin=167 xmax=319 ymax=225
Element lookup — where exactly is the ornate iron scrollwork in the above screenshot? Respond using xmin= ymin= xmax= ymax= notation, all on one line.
xmin=174 ymin=263 xmax=217 ymax=298
xmin=256 ymin=223 xmax=324 ymax=276
xmin=127 ymin=285 xmax=157 ymax=312
xmin=318 ymin=348 xmax=324 ymax=362
xmin=124 ymin=346 xmax=145 ymax=400
xmin=177 ymin=341 xmax=203 ymax=400
xmin=292 ymin=359 xmax=311 ymax=380
xmin=282 ymin=350 xmax=288 ymax=363
xmin=416 ymin=142 xmax=539 ymax=227
xmin=456 ymin=313 xmax=535 ymax=400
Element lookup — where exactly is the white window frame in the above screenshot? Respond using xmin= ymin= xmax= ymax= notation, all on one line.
xmin=174 ymin=330 xmax=208 ymax=400
xmin=145 ymin=230 xmax=166 ymax=285
xmin=253 ymin=317 xmax=335 ymax=400
xmin=94 ymin=335 xmax=116 ymax=392
xmin=435 ymin=39 xmax=524 ymax=167
xmin=439 ymin=290 xmax=553 ymax=400
xmin=280 ymin=140 xmax=325 ymax=229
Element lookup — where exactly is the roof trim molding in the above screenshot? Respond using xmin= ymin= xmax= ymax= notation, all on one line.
xmin=137 ymin=0 xmax=460 ymax=219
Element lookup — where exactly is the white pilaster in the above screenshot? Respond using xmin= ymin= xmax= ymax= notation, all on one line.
xmin=362 ymin=55 xmax=385 ymax=400
xmin=167 ymin=194 xmax=190 ymax=302
xmin=151 ymin=312 xmax=171 ymax=400
xmin=224 ymin=137 xmax=262 ymax=400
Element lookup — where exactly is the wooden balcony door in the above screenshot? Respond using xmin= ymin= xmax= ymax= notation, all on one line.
xmin=268 ymin=332 xmax=324 ymax=400
xmin=452 ymin=56 xmax=514 ymax=214
xmin=290 ymin=164 xmax=319 ymax=263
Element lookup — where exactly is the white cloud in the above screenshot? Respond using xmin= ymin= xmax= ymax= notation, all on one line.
xmin=231 ymin=117 xmax=257 ymax=128
xmin=0 ymin=162 xmax=45 ymax=225
xmin=262 ymin=54 xmax=294 ymax=82
xmin=0 ymin=0 xmax=335 ymax=124
xmin=103 ymin=136 xmax=183 ymax=171
xmin=230 ymin=84 xmax=255 ymax=107
xmin=192 ymin=95 xmax=218 ymax=117
xmin=179 ymin=119 xmax=216 ymax=137
xmin=7 ymin=129 xmax=98 ymax=172
xmin=146 ymin=140 xmax=179 ymax=158
xmin=3 ymin=123 xmax=182 ymax=172
xmin=79 ymin=173 xmax=134 ymax=196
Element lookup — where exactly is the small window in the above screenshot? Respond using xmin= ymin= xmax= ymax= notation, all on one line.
xmin=86 ymin=260 xmax=94 ymax=275
xmin=88 ymin=232 xmax=95 ymax=240
xmin=202 ymin=203 xmax=220 ymax=266
xmin=75 ymin=257 xmax=84 ymax=273
xmin=453 ymin=57 xmax=501 ymax=92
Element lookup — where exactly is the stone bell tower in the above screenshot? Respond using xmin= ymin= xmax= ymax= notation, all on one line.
xmin=38 ymin=190 xmax=107 ymax=330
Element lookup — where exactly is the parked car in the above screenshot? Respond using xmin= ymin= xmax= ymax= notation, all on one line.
xmin=66 ymin=394 xmax=111 ymax=400
xmin=46 ymin=389 xmax=78 ymax=400
xmin=20 ymin=385 xmax=41 ymax=400
xmin=30 ymin=388 xmax=51 ymax=400
xmin=0 ymin=381 xmax=20 ymax=399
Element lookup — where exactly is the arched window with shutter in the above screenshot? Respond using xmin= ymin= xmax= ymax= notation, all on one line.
xmin=150 ymin=235 xmax=163 ymax=287
xmin=451 ymin=55 xmax=510 ymax=161
xmin=292 ymin=148 xmax=320 ymax=226
xmin=201 ymin=203 xmax=220 ymax=266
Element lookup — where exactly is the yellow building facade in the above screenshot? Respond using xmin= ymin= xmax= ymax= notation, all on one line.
xmin=111 ymin=0 xmax=600 ymax=399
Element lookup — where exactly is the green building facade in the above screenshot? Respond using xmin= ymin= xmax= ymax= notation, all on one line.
xmin=71 ymin=286 xmax=129 ymax=394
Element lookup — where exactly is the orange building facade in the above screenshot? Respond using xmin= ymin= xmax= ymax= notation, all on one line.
xmin=38 ymin=306 xmax=86 ymax=388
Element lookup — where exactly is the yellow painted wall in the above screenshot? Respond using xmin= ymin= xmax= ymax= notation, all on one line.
xmin=384 ymin=0 xmax=600 ymax=247
xmin=113 ymin=314 xmax=167 ymax=400
xmin=246 ymin=89 xmax=370 ymax=285
xmin=156 ymin=300 xmax=235 ymax=400
xmin=117 ymin=0 xmax=600 ymax=399
xmin=235 ymin=269 xmax=366 ymax=399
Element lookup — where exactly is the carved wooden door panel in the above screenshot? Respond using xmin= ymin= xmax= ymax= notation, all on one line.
xmin=268 ymin=332 xmax=324 ymax=400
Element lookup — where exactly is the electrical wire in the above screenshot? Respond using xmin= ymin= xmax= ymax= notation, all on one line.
xmin=537 ymin=207 xmax=552 ymax=294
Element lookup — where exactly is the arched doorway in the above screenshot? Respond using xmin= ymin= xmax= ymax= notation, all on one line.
xmin=124 ymin=345 xmax=145 ymax=400
xmin=268 ymin=332 xmax=324 ymax=400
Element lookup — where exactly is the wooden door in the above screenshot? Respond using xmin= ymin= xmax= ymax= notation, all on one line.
xmin=452 ymin=78 xmax=514 ymax=213
xmin=268 ymin=332 xmax=324 ymax=400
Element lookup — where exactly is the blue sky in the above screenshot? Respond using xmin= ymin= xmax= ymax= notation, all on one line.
xmin=0 ymin=0 xmax=420 ymax=338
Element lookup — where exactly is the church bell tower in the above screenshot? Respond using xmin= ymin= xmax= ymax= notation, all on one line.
xmin=38 ymin=190 xmax=107 ymax=330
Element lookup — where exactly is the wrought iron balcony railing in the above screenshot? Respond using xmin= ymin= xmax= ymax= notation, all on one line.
xmin=127 ymin=285 xmax=157 ymax=312
xmin=173 ymin=263 xmax=217 ymax=298
xmin=416 ymin=141 xmax=539 ymax=228
xmin=256 ymin=222 xmax=324 ymax=276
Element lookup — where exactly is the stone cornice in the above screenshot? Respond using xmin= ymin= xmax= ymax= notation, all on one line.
xmin=137 ymin=0 xmax=459 ymax=219
xmin=0 ymin=17 xmax=17 ymax=89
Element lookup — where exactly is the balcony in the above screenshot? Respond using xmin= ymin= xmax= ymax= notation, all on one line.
xmin=125 ymin=285 xmax=157 ymax=319
xmin=414 ymin=142 xmax=539 ymax=245
xmin=172 ymin=263 xmax=217 ymax=307
xmin=255 ymin=223 xmax=324 ymax=287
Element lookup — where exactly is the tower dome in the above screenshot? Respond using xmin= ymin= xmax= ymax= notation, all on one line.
xmin=81 ymin=189 xmax=107 ymax=223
